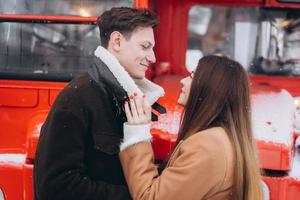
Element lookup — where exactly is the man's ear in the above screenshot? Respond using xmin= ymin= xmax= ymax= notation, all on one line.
xmin=109 ymin=31 xmax=122 ymax=52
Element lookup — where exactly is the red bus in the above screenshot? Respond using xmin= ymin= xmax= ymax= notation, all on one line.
xmin=0 ymin=0 xmax=300 ymax=199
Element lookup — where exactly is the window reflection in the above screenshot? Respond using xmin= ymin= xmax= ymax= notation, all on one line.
xmin=187 ymin=6 xmax=300 ymax=76
xmin=0 ymin=22 xmax=99 ymax=80
xmin=0 ymin=0 xmax=133 ymax=16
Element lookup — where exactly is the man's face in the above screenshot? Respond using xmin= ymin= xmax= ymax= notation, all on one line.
xmin=115 ymin=27 xmax=156 ymax=79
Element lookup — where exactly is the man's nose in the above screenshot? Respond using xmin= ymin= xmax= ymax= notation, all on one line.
xmin=146 ymin=50 xmax=156 ymax=64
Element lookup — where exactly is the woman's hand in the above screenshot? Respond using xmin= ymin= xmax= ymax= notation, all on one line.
xmin=124 ymin=94 xmax=151 ymax=125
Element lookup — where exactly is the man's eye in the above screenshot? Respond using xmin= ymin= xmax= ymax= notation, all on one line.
xmin=142 ymin=45 xmax=150 ymax=50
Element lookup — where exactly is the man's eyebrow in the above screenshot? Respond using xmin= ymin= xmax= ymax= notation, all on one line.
xmin=142 ymin=41 xmax=155 ymax=47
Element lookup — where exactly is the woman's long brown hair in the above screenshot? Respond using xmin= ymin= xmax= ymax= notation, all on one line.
xmin=159 ymin=55 xmax=263 ymax=200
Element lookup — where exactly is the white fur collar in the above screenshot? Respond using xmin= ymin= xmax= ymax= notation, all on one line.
xmin=94 ymin=46 xmax=164 ymax=105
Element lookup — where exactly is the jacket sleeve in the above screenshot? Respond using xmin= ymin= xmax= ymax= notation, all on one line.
xmin=119 ymin=135 xmax=227 ymax=200
xmin=35 ymin=109 xmax=130 ymax=200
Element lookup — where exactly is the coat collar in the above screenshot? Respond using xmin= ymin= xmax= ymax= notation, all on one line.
xmin=93 ymin=46 xmax=164 ymax=105
xmin=88 ymin=58 xmax=128 ymax=102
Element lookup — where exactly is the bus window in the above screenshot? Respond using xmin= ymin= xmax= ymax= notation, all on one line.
xmin=187 ymin=6 xmax=300 ymax=76
xmin=0 ymin=22 xmax=99 ymax=81
xmin=0 ymin=0 xmax=133 ymax=16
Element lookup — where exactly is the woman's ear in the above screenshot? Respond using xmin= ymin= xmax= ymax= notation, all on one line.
xmin=109 ymin=31 xmax=122 ymax=52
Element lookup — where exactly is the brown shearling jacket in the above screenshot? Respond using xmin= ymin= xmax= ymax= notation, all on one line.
xmin=119 ymin=127 xmax=234 ymax=200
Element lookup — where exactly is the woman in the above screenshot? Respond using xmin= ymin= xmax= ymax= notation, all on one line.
xmin=119 ymin=55 xmax=263 ymax=200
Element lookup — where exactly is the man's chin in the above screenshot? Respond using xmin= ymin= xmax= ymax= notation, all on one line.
xmin=131 ymin=72 xmax=145 ymax=80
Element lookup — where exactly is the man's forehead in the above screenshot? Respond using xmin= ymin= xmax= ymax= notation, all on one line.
xmin=130 ymin=27 xmax=155 ymax=44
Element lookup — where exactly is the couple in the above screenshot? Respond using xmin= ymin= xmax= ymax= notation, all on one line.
xmin=34 ymin=7 xmax=263 ymax=200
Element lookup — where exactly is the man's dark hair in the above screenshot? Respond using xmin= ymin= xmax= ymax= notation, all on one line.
xmin=97 ymin=7 xmax=159 ymax=48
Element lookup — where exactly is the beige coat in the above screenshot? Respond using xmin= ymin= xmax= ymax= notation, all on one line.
xmin=119 ymin=127 xmax=234 ymax=200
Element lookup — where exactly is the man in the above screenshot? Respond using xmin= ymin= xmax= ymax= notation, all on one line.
xmin=34 ymin=7 xmax=164 ymax=200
